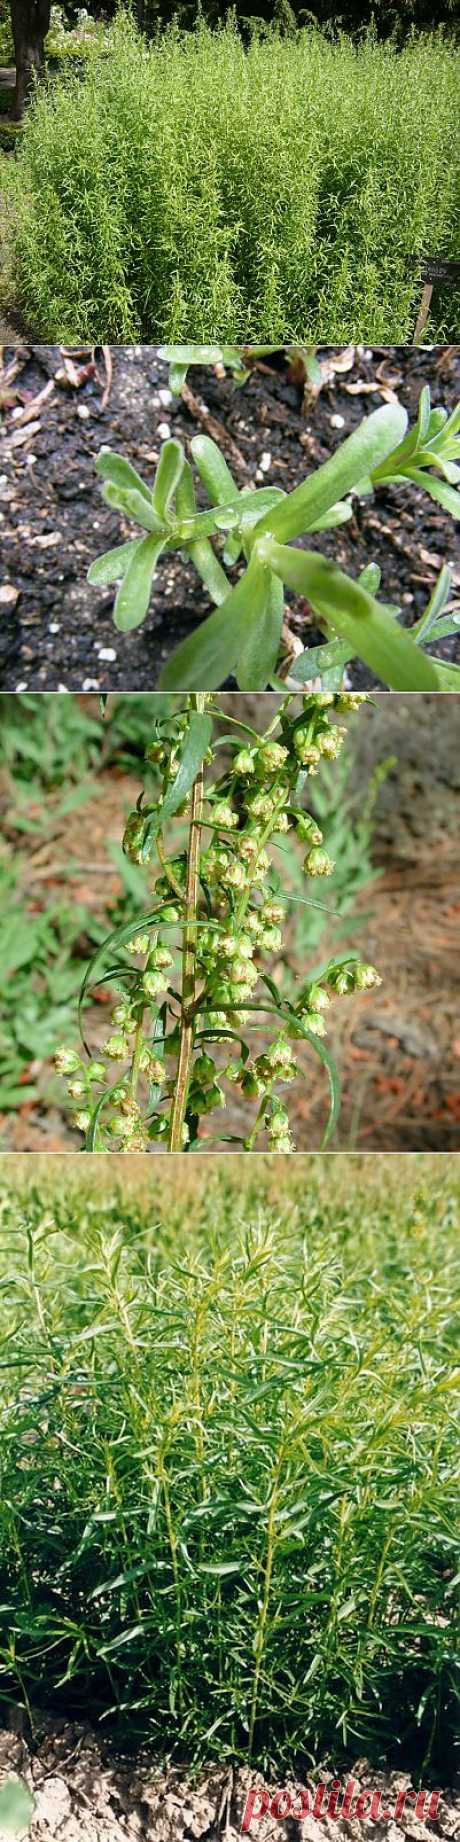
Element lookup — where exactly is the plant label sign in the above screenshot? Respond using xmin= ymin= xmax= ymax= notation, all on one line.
xmin=411 ymin=257 xmax=460 ymax=286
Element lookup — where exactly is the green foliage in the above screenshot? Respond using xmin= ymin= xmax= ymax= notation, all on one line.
xmin=0 ymin=694 xmax=169 ymax=1115
xmin=55 ymin=692 xmax=381 ymax=1154
xmin=0 ymin=1162 xmax=458 ymax=1771
xmin=4 ymin=16 xmax=459 ymax=342
xmin=88 ymin=398 xmax=460 ymax=691
xmin=0 ymin=1780 xmax=34 ymax=1838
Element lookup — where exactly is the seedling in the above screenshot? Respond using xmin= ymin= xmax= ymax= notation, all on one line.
xmin=88 ymin=389 xmax=460 ymax=691
xmin=56 ymin=692 xmax=381 ymax=1152
xmin=157 ymin=343 xmax=322 ymax=393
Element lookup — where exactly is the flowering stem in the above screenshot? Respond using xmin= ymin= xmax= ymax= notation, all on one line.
xmin=169 ymin=696 xmax=205 ymax=1150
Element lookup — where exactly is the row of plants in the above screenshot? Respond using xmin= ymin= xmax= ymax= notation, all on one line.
xmin=3 ymin=18 xmax=459 ymax=340
xmin=0 ymin=1158 xmax=458 ymax=1772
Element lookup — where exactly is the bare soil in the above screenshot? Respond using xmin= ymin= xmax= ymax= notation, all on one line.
xmin=1 ymin=1719 xmax=459 ymax=1842
xmin=0 ymin=345 xmax=459 ymax=691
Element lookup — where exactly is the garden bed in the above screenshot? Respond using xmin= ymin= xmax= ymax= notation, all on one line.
xmin=2 ymin=19 xmax=459 ymax=343
xmin=0 ymin=344 xmax=459 ymax=692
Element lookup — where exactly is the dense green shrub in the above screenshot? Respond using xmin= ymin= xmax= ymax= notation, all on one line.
xmin=0 ymin=1160 xmax=459 ymax=1768
xmin=4 ymin=17 xmax=459 ymax=341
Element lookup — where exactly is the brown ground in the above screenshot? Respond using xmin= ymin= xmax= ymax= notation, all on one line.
xmin=0 ymin=345 xmax=459 ymax=691
xmin=0 ymin=693 xmax=459 ymax=1155
xmin=1 ymin=1719 xmax=459 ymax=1842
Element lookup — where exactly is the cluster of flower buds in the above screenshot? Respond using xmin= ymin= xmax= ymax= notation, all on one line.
xmin=56 ymin=692 xmax=380 ymax=1153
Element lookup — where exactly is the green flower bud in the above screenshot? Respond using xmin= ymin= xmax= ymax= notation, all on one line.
xmin=211 ymin=802 xmax=239 ymax=829
xmin=234 ymin=747 xmax=256 ymax=776
xmin=257 ymin=742 xmax=288 ymax=773
xmin=55 ymin=1047 xmax=81 ymax=1075
xmin=126 ymin=932 xmax=152 ymax=956
xmin=161 ymin=904 xmax=181 ymax=924
xmin=223 ymin=861 xmax=247 ymax=889
xmin=293 ymin=737 xmax=321 ymax=766
xmin=296 ymin=814 xmax=323 ymax=845
xmin=68 ymin=1079 xmax=86 ymax=1099
xmin=303 ymin=1011 xmax=327 ymax=1037
xmin=87 ymin=1061 xmax=107 ymax=1082
xmin=105 ymin=1034 xmax=129 ymax=1060
xmin=335 ymin=693 xmax=367 ymax=712
xmin=142 ymin=969 xmax=169 ymax=997
xmin=304 ymin=847 xmax=335 ymax=877
xmin=74 ymin=1109 xmax=91 ymax=1132
xmin=354 ymin=963 xmax=382 ymax=991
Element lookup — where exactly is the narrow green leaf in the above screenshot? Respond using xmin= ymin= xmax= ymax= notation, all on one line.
xmin=412 ymin=565 xmax=453 ymax=642
xmin=186 ymin=538 xmax=230 ymax=606
xmin=113 ymin=535 xmax=166 ymax=632
xmin=253 ymin=404 xmax=408 ymax=545
xmin=404 ymin=468 xmax=460 ymax=521
xmin=87 ymin=538 xmax=142 ymax=587
xmin=359 ymin=562 xmax=381 ymax=595
xmin=152 ymin=439 xmax=185 ymax=522
xmin=190 ymin=434 xmax=239 ymax=507
xmin=101 ymin=482 xmax=165 ymax=534
xmin=235 ymin=574 xmax=284 ymax=689
xmin=290 ymin=637 xmax=352 ymax=686
xmin=95 ymin=449 xmax=153 ymax=503
xmin=161 ymin=712 xmax=213 ymax=822
xmin=268 ymin=543 xmax=441 ymax=690
xmin=159 ymin=553 xmax=267 ymax=690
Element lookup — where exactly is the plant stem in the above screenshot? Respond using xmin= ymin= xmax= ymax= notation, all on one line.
xmin=169 ymin=696 xmax=205 ymax=1150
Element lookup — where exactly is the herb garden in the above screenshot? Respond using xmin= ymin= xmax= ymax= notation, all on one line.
xmin=1 ymin=18 xmax=459 ymax=342
xmin=0 ymin=1153 xmax=459 ymax=1783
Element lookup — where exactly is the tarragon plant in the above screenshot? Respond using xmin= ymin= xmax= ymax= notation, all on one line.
xmin=55 ymin=693 xmax=381 ymax=1154
xmin=88 ymin=388 xmax=460 ymax=692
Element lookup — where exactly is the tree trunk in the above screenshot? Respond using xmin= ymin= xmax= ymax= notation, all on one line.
xmin=11 ymin=0 xmax=51 ymax=119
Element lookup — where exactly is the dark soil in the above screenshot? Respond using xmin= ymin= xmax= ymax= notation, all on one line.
xmin=1 ymin=1717 xmax=459 ymax=1842
xmin=0 ymin=345 xmax=459 ymax=691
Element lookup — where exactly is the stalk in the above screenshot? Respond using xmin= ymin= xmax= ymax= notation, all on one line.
xmin=169 ymin=695 xmax=205 ymax=1150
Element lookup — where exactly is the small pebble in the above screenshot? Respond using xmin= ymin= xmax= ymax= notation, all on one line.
xmin=157 ymin=421 xmax=171 ymax=440
xmin=15 ymin=681 xmax=28 ymax=691
xmin=97 ymin=646 xmax=117 ymax=662
xmin=158 ymin=388 xmax=172 ymax=408
xmin=77 ymin=405 xmax=91 ymax=420
xmin=330 ymin=414 xmax=345 ymax=429
xmin=259 ymin=452 xmax=272 ymax=473
xmin=49 ymin=622 xmax=60 ymax=633
xmin=402 ymin=593 xmax=414 ymax=605
xmin=82 ymin=677 xmax=100 ymax=690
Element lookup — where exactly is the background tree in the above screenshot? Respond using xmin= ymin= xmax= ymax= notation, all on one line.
xmin=10 ymin=0 xmax=51 ymax=118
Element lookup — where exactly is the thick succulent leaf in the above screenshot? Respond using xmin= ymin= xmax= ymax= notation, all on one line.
xmin=87 ymin=538 xmax=142 ymax=587
xmin=101 ymin=481 xmax=165 ymax=534
xmin=268 ymin=543 xmax=441 ymax=690
xmin=95 ymin=449 xmax=153 ymax=503
xmin=253 ymin=403 xmax=408 ymax=544
xmin=159 ymin=554 xmax=269 ymax=690
xmin=190 ymin=434 xmax=239 ymax=506
xmin=152 ymin=438 xmax=185 ymax=522
xmin=113 ymin=534 xmax=166 ymax=631
xmin=235 ymin=574 xmax=284 ymax=688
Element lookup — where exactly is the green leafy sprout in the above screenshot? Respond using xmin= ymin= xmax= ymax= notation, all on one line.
xmin=55 ymin=692 xmax=381 ymax=1153
xmin=88 ymin=387 xmax=460 ymax=693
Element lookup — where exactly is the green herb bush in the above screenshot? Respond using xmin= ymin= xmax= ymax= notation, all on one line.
xmin=4 ymin=16 xmax=459 ymax=341
xmin=0 ymin=1158 xmax=458 ymax=1770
